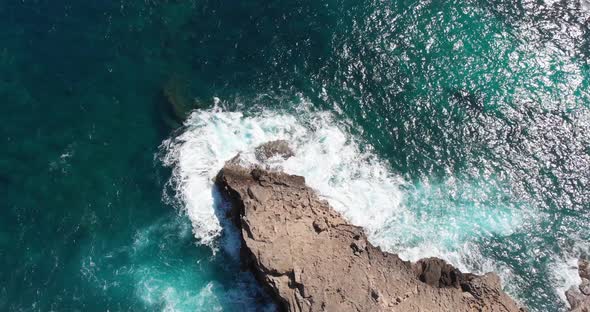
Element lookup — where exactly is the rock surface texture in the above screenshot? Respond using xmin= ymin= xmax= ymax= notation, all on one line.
xmin=567 ymin=259 xmax=590 ymax=312
xmin=254 ymin=140 xmax=295 ymax=162
xmin=215 ymin=159 xmax=524 ymax=312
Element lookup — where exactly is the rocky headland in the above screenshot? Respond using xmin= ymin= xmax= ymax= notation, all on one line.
xmin=214 ymin=142 xmax=524 ymax=312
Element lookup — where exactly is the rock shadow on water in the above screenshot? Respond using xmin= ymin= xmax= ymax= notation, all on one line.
xmin=209 ymin=183 xmax=278 ymax=311
xmin=155 ymin=74 xmax=216 ymax=132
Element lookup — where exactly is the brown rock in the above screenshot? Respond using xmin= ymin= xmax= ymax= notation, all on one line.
xmin=215 ymin=161 xmax=524 ymax=312
xmin=581 ymin=259 xmax=590 ymax=281
xmin=566 ymin=285 xmax=590 ymax=312
xmin=413 ymin=257 xmax=466 ymax=288
xmin=580 ymin=279 xmax=590 ymax=296
xmin=567 ymin=259 xmax=590 ymax=311
xmin=254 ymin=140 xmax=294 ymax=162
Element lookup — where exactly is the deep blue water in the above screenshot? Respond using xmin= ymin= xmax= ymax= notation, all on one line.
xmin=2 ymin=1 xmax=590 ymax=311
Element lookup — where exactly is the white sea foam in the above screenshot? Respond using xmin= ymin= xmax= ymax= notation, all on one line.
xmin=134 ymin=272 xmax=274 ymax=312
xmin=550 ymin=257 xmax=582 ymax=305
xmin=129 ymin=215 xmax=274 ymax=312
xmin=161 ymin=108 xmax=309 ymax=247
xmin=550 ymin=240 xmax=590 ymax=306
xmin=160 ymin=107 xmax=408 ymax=248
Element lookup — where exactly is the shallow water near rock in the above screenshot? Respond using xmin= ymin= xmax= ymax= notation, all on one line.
xmin=2 ymin=1 xmax=590 ymax=311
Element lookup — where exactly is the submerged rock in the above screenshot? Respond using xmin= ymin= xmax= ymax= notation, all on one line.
xmin=158 ymin=74 xmax=211 ymax=128
xmin=254 ymin=140 xmax=294 ymax=162
xmin=215 ymin=159 xmax=524 ymax=312
xmin=162 ymin=74 xmax=193 ymax=123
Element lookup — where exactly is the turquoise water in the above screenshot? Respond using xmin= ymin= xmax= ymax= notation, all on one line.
xmin=2 ymin=1 xmax=590 ymax=311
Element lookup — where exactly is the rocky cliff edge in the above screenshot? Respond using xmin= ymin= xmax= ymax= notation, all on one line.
xmin=215 ymin=154 xmax=524 ymax=312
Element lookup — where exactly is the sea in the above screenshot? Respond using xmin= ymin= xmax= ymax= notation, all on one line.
xmin=2 ymin=1 xmax=590 ymax=311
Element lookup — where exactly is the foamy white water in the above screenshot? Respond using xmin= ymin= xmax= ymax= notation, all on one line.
xmin=160 ymin=105 xmax=578 ymax=308
xmin=550 ymin=257 xmax=582 ymax=305
xmin=160 ymin=107 xmax=408 ymax=248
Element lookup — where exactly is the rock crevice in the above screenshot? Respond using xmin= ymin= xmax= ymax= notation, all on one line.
xmin=215 ymin=159 xmax=524 ymax=312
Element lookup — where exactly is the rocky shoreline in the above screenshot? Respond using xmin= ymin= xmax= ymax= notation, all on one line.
xmin=566 ymin=259 xmax=590 ymax=312
xmin=214 ymin=145 xmax=524 ymax=311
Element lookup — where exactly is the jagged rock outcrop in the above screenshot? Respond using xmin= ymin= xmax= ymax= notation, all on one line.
xmin=567 ymin=259 xmax=590 ymax=312
xmin=581 ymin=259 xmax=590 ymax=281
xmin=255 ymin=140 xmax=295 ymax=162
xmin=412 ymin=257 xmax=474 ymax=289
xmin=215 ymin=158 xmax=524 ymax=312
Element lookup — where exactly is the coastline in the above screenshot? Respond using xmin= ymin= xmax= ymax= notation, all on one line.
xmin=213 ymin=146 xmax=524 ymax=311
